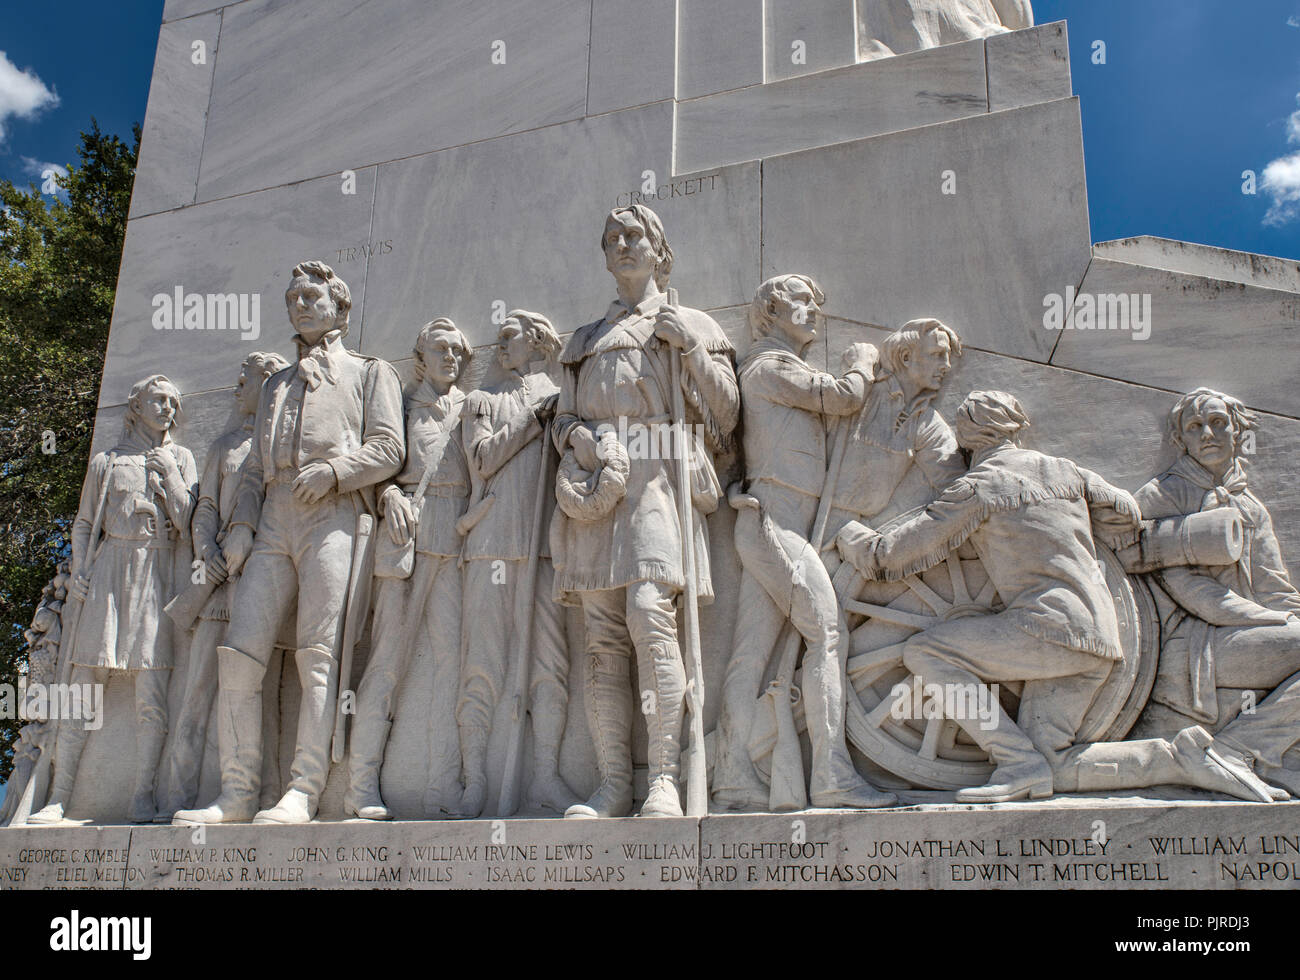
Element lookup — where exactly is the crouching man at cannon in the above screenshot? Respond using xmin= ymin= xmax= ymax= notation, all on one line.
xmin=836 ymin=390 xmax=1279 ymax=804
xmin=1132 ymin=387 xmax=1300 ymax=798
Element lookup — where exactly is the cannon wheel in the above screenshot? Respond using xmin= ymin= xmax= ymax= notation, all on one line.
xmin=842 ymin=544 xmax=1159 ymax=790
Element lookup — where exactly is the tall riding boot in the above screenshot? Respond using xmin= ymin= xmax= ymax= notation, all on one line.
xmin=565 ymin=654 xmax=634 ymax=819
xmin=952 ymin=706 xmax=1053 ymax=804
xmin=527 ymin=684 xmax=579 ymax=813
xmin=172 ymin=685 xmax=262 ymax=824
xmin=638 ymin=642 xmax=686 ymax=818
xmin=454 ymin=725 xmax=491 ymax=818
xmin=27 ymin=722 xmax=92 ymax=824
xmin=254 ymin=648 xmax=334 ymax=825
xmin=345 ymin=715 xmax=392 ymax=820
xmin=129 ymin=724 xmax=167 ymax=824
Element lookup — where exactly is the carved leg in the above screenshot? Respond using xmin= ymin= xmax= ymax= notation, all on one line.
xmin=157 ymin=617 xmax=222 ymax=816
xmin=29 ymin=665 xmax=102 ymax=824
xmin=567 ymin=587 xmax=634 ymax=819
xmin=254 ymin=646 xmax=335 ymax=825
xmin=628 ymin=581 xmax=686 ymax=819
xmin=129 ymin=668 xmax=170 ymax=823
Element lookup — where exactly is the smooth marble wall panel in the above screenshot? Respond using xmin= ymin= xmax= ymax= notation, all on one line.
xmin=675 ymin=37 xmax=988 ymax=174
xmin=765 ymin=0 xmax=858 ymax=82
xmin=676 ymin=0 xmax=764 ymax=100
xmin=1050 ymin=258 xmax=1300 ymax=420
xmin=829 ymin=318 xmax=1300 ymax=584
xmin=1093 ymin=238 xmax=1300 ymax=294
xmin=130 ymin=12 xmax=221 ymax=218
xmin=587 ymin=0 xmax=677 ymax=116
xmin=764 ymin=98 xmax=1092 ymax=362
xmin=985 ymin=21 xmax=1071 ymax=112
xmin=361 ymin=102 xmax=761 ymax=357
xmin=195 ymin=0 xmax=591 ymax=202
xmin=100 ymin=167 xmax=377 ymax=408
xmin=163 ymin=0 xmax=237 ymax=21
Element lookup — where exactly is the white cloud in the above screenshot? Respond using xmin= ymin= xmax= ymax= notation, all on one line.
xmin=1261 ymin=93 xmax=1300 ymax=226
xmin=0 ymin=50 xmax=58 ymax=144
xmin=20 ymin=156 xmax=68 ymax=195
xmin=1288 ymin=14 xmax=1300 ymax=27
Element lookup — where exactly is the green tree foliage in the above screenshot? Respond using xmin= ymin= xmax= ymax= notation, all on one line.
xmin=0 ymin=121 xmax=138 ymax=778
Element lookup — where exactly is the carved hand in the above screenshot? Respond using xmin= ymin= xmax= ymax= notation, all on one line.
xmin=653 ymin=305 xmax=693 ymax=351
xmin=203 ymin=548 xmax=229 ymax=586
xmin=146 ymin=448 xmax=180 ymax=484
xmin=535 ymin=393 xmax=559 ymax=424
xmin=841 ymin=342 xmax=880 ymax=377
xmin=384 ymin=490 xmax=417 ymax=546
xmin=293 ymin=461 xmax=337 ymax=504
xmin=570 ymin=426 xmax=601 ymax=471
xmin=69 ymin=573 xmax=90 ymax=602
xmin=223 ymin=525 xmax=255 ymax=576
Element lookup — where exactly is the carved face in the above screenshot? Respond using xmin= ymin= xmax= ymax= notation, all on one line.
xmin=899 ymin=330 xmax=952 ymax=394
xmin=1181 ymin=397 xmax=1236 ymax=474
xmin=772 ymin=280 xmax=821 ymax=350
xmin=235 ymin=363 xmax=261 ymax=416
xmin=285 ymin=276 xmax=338 ymax=344
xmin=602 ymin=212 xmax=658 ymax=284
xmin=497 ymin=319 xmax=533 ymax=375
xmin=419 ymin=331 xmax=466 ymax=388
xmin=135 ymin=385 xmax=179 ymax=436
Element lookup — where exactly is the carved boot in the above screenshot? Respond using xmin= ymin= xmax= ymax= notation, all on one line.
xmin=254 ymin=648 xmax=332 ymax=825
xmin=952 ymin=711 xmax=1053 ymax=804
xmin=1172 ymin=727 xmax=1276 ymax=803
xmin=28 ymin=723 xmax=91 ymax=825
xmin=344 ymin=717 xmax=393 ymax=820
xmin=453 ymin=725 xmax=490 ymax=819
xmin=566 ymin=655 xmax=633 ymax=819
xmin=128 ymin=723 xmax=167 ymax=823
xmin=526 ymin=686 xmax=579 ymax=814
xmin=638 ymin=642 xmax=686 ymax=819
xmin=173 ymin=688 xmax=261 ymax=825
xmin=1207 ymin=735 xmax=1290 ymax=801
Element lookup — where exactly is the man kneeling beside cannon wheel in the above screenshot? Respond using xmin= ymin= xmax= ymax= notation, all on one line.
xmin=834 ymin=390 xmax=1282 ymax=805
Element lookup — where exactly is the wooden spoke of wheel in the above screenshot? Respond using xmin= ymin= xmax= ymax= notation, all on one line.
xmin=947 ymin=555 xmax=971 ymax=604
xmin=844 ymin=600 xmax=938 ymax=631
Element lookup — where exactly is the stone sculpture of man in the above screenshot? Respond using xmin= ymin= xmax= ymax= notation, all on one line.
xmin=552 ymin=204 xmax=740 ymax=818
xmin=156 ymin=351 xmax=290 ymax=818
xmin=455 ymin=310 xmax=578 ymax=817
xmin=1134 ymin=388 xmax=1300 ymax=798
xmin=175 ymin=260 xmax=404 ymax=826
xmin=712 ymin=274 xmax=898 ymax=812
xmin=822 ymin=317 xmax=965 ymax=572
xmin=836 ymin=390 xmax=1278 ymax=804
xmin=31 ymin=375 xmax=198 ymax=825
xmin=345 ymin=317 xmax=472 ymax=820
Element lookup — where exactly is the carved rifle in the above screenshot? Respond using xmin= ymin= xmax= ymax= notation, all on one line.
xmin=666 ymin=286 xmax=709 ymax=817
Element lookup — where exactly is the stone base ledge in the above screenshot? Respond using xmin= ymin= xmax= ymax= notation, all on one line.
xmin=3 ymin=799 xmax=1298 ymax=890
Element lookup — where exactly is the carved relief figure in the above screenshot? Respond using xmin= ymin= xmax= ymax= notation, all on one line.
xmin=836 ymin=390 xmax=1277 ymax=803
xmin=455 ymin=311 xmax=578 ymax=817
xmin=175 ymin=261 xmax=405 ymax=826
xmin=30 ymin=376 xmax=198 ymax=825
xmin=857 ymin=0 xmax=1034 ymax=62
xmin=1134 ymin=388 xmax=1300 ymax=798
xmin=346 ymin=318 xmax=471 ymax=821
xmin=821 ymin=317 xmax=965 ymax=571
xmin=551 ymin=204 xmax=739 ymax=818
xmin=156 ymin=352 xmax=291 ymax=817
xmin=712 ymin=275 xmax=896 ymax=812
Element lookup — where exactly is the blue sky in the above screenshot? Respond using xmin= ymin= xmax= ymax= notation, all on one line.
xmin=0 ymin=0 xmax=1297 ymax=259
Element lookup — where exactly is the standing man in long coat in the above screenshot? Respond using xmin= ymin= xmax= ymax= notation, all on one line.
xmin=552 ymin=205 xmax=739 ymax=818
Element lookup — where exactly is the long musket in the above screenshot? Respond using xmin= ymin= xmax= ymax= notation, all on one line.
xmin=7 ymin=453 xmax=115 ymax=826
xmin=665 ymin=286 xmax=709 ymax=817
xmin=331 ymin=512 xmax=375 ymax=763
xmin=496 ymin=418 xmax=555 ymax=817
xmin=764 ymin=415 xmax=849 ymax=812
